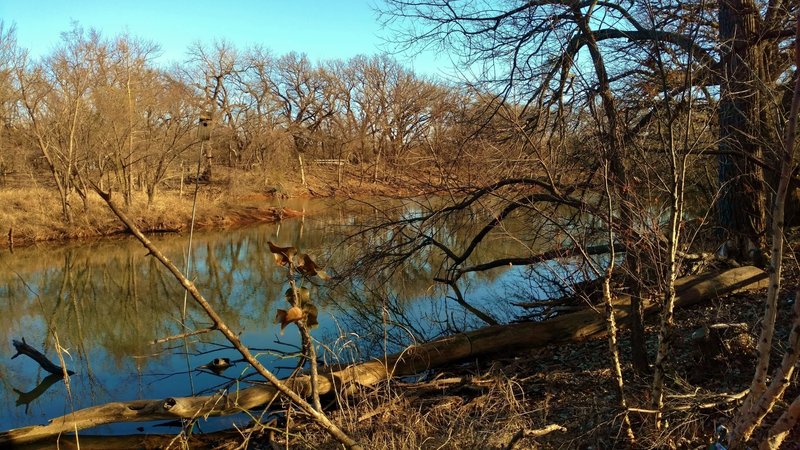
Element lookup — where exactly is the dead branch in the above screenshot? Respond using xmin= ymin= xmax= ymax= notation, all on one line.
xmin=503 ymin=424 xmax=567 ymax=449
xmin=152 ymin=327 xmax=216 ymax=345
xmin=11 ymin=338 xmax=74 ymax=376
xmin=92 ymin=190 xmax=362 ymax=450
xmin=629 ymin=390 xmax=748 ymax=414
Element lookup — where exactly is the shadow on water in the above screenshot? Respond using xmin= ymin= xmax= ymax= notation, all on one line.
xmin=0 ymin=197 xmax=592 ymax=435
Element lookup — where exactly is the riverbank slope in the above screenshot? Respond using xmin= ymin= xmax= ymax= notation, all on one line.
xmin=0 ymin=166 xmax=412 ymax=249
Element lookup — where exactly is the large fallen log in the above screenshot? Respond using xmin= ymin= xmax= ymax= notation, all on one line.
xmin=8 ymin=429 xmax=261 ymax=450
xmin=0 ymin=266 xmax=767 ymax=446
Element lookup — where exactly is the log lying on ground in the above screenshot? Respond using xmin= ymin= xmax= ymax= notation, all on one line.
xmin=9 ymin=429 xmax=262 ymax=450
xmin=0 ymin=266 xmax=767 ymax=446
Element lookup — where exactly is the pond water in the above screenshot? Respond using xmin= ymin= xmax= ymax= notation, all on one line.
xmin=0 ymin=198 xmax=556 ymax=436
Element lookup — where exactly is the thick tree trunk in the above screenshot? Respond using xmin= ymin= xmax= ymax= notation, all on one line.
xmin=718 ymin=0 xmax=769 ymax=255
xmin=0 ymin=266 xmax=767 ymax=447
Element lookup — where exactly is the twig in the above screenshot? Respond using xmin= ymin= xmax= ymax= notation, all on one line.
xmin=629 ymin=390 xmax=748 ymax=413
xmin=152 ymin=327 xmax=216 ymax=345
xmin=503 ymin=424 xmax=567 ymax=450
xmin=286 ymin=270 xmax=323 ymax=412
xmin=357 ymin=393 xmax=420 ymax=422
xmin=511 ymin=299 xmax=578 ymax=309
xmin=708 ymin=323 xmax=748 ymax=330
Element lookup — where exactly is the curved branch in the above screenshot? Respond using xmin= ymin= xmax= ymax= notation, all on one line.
xmin=93 ymin=190 xmax=362 ymax=450
xmin=453 ymin=193 xmax=576 ymax=267
xmin=457 ymin=243 xmax=621 ymax=276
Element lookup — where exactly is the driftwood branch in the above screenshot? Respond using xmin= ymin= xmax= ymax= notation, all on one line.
xmin=0 ymin=266 xmax=767 ymax=446
xmin=152 ymin=326 xmax=216 ymax=345
xmin=11 ymin=338 xmax=74 ymax=376
xmin=503 ymin=424 xmax=568 ymax=450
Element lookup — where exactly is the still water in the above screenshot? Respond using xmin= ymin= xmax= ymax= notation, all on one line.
xmin=0 ymin=198 xmax=543 ymax=435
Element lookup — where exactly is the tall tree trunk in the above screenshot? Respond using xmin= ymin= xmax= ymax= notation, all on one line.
xmin=718 ymin=0 xmax=768 ymax=258
xmin=575 ymin=5 xmax=650 ymax=373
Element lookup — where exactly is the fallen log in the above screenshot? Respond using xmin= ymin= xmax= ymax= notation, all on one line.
xmin=7 ymin=429 xmax=265 ymax=450
xmin=0 ymin=266 xmax=767 ymax=446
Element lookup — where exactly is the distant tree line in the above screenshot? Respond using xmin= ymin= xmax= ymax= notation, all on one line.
xmin=0 ymin=22 xmax=509 ymax=223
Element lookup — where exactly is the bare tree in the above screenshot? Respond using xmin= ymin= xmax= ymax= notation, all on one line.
xmin=139 ymin=73 xmax=197 ymax=205
xmin=269 ymin=52 xmax=338 ymax=184
xmin=90 ymin=33 xmax=161 ymax=205
xmin=185 ymin=40 xmax=245 ymax=177
xmin=15 ymin=25 xmax=104 ymax=223
xmin=0 ymin=22 xmax=23 ymax=185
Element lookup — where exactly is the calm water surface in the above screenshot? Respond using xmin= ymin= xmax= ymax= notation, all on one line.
xmin=0 ymin=198 xmax=538 ymax=435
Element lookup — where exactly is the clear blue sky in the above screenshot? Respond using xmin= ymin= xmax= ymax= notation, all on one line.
xmin=1 ymin=0 xmax=450 ymax=77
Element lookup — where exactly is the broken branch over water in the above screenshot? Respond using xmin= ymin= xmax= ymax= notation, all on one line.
xmin=11 ymin=338 xmax=74 ymax=376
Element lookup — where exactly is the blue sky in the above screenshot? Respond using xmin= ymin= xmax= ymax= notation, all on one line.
xmin=1 ymin=0 xmax=450 ymax=76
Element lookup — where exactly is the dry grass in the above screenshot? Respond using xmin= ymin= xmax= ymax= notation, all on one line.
xmin=278 ymin=369 xmax=541 ymax=450
xmin=0 ymin=186 xmax=63 ymax=244
xmin=0 ymin=187 xmax=211 ymax=246
xmin=0 ymin=164 xmax=426 ymax=250
xmin=0 ymin=167 xmax=305 ymax=249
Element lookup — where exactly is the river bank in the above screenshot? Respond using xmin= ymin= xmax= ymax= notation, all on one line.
xmin=0 ymin=166 xmax=412 ymax=250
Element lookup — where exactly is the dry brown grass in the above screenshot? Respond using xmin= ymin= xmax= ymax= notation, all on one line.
xmin=271 ymin=366 xmax=561 ymax=450
xmin=0 ymin=187 xmax=60 ymax=243
xmin=0 ymin=163 xmax=425 ymax=251
xmin=0 ymin=187 xmax=216 ymax=246
xmin=0 ymin=167 xmax=307 ymax=249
